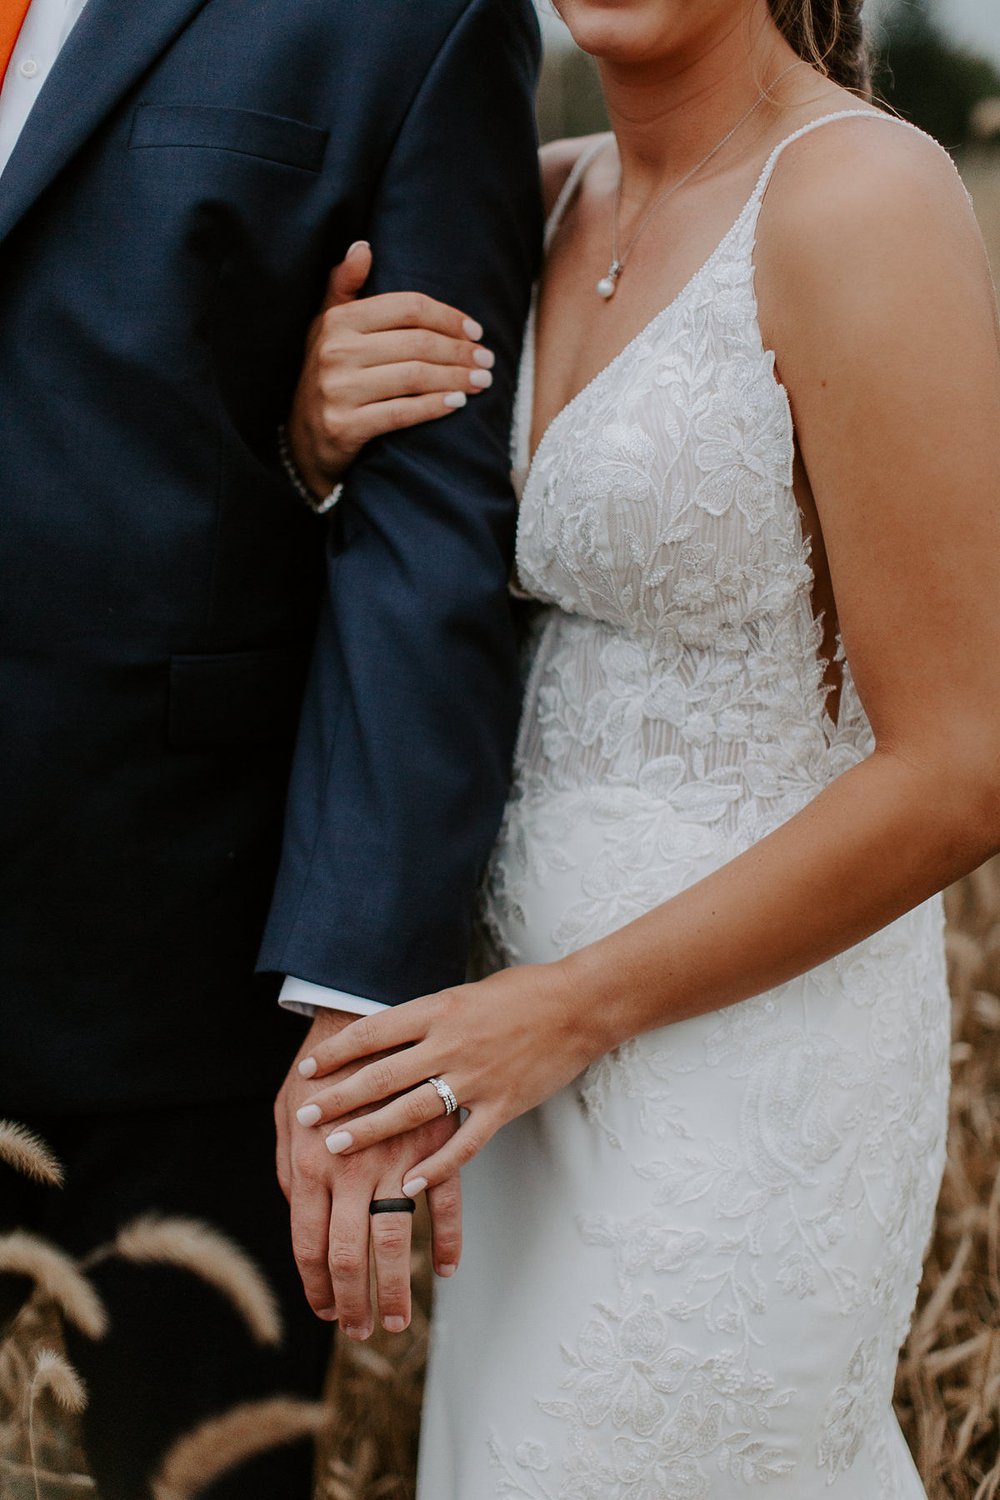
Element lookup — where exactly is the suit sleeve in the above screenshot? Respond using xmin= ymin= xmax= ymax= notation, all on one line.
xmin=258 ymin=0 xmax=543 ymax=1002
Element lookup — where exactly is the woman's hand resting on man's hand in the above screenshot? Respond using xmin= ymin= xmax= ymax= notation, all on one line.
xmin=293 ymin=963 xmax=609 ymax=1196
xmin=285 ymin=240 xmax=496 ymax=500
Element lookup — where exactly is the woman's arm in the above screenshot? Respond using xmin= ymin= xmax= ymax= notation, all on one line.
xmin=294 ymin=122 xmax=1000 ymax=1190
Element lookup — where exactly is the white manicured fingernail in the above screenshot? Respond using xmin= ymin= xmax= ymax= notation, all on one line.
xmin=325 ymin=1130 xmax=353 ymax=1154
xmin=298 ymin=1056 xmax=317 ymax=1079
xmin=437 ymin=1263 xmax=457 ymax=1278
xmin=443 ymin=392 xmax=467 ymax=410
xmin=383 ymin=1315 xmax=407 ymax=1333
xmin=348 ymin=240 xmax=370 ymax=255
xmin=469 ymin=369 xmax=493 ymax=389
xmin=343 ymin=1324 xmax=371 ymax=1341
xmin=402 ymin=1177 xmax=427 ymax=1198
xmin=473 ymin=347 xmax=495 ymax=369
xmin=317 ymin=1306 xmax=338 ymax=1321
xmin=463 ymin=318 xmax=483 ymax=341
xmin=296 ymin=1104 xmax=322 ymax=1127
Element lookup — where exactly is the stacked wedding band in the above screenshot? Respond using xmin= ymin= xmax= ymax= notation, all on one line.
xmin=428 ymin=1076 xmax=459 ymax=1116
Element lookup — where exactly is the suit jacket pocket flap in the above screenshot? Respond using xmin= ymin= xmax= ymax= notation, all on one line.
xmin=168 ymin=648 xmax=310 ymax=750
xmin=131 ymin=105 xmax=328 ymax=171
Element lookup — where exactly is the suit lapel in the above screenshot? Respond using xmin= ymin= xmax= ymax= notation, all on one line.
xmin=0 ymin=0 xmax=212 ymax=246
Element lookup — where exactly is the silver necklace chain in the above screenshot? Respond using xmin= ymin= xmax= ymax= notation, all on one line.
xmin=596 ymin=60 xmax=807 ymax=300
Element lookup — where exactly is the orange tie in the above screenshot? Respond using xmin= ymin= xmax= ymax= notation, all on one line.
xmin=1 ymin=0 xmax=33 ymax=88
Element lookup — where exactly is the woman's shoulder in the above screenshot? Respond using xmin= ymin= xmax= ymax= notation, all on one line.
xmin=761 ymin=104 xmax=975 ymax=253
xmin=539 ymin=133 xmax=612 ymax=217
xmin=755 ymin=101 xmax=996 ymax=388
xmin=756 ymin=103 xmax=987 ymax=308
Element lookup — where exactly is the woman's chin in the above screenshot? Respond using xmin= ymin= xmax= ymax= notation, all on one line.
xmin=555 ymin=0 xmax=668 ymax=62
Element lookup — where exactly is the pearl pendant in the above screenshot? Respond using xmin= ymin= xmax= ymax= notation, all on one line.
xmin=596 ymin=260 xmax=622 ymax=300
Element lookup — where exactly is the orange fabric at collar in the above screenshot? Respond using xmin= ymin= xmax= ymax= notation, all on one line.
xmin=0 ymin=0 xmax=33 ymax=88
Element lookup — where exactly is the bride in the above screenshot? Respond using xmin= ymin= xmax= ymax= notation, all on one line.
xmin=284 ymin=0 xmax=1000 ymax=1493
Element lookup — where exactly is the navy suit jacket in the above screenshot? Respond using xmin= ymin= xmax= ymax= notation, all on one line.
xmin=0 ymin=0 xmax=542 ymax=1113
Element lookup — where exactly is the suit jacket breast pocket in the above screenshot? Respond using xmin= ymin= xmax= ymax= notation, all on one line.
xmin=130 ymin=104 xmax=328 ymax=172
xmin=168 ymin=648 xmax=311 ymax=751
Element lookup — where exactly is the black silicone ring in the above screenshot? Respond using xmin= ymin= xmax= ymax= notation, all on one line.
xmin=369 ymin=1197 xmax=417 ymax=1215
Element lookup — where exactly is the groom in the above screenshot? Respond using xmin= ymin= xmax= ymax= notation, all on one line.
xmin=0 ymin=0 xmax=541 ymax=1494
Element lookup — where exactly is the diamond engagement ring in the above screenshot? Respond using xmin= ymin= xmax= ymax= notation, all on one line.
xmin=428 ymin=1076 xmax=459 ymax=1116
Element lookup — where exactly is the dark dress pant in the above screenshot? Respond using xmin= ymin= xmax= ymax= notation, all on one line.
xmin=1 ymin=1096 xmax=332 ymax=1500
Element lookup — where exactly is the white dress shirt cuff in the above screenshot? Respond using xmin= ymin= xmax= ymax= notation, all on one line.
xmin=279 ymin=975 xmax=390 ymax=1018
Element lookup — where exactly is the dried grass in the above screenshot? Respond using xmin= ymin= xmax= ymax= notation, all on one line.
xmin=150 ymin=1397 xmax=330 ymax=1500
xmin=0 ymin=1235 xmax=106 ymax=1341
xmin=891 ymin=873 xmax=1000 ymax=1499
xmin=93 ymin=1216 xmax=282 ymax=1347
xmin=0 ymin=1303 xmax=92 ymax=1493
xmin=0 ymin=1123 xmax=63 ymax=1189
xmin=28 ymin=1351 xmax=87 ymax=1416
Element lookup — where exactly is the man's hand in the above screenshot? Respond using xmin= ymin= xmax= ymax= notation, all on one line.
xmin=275 ymin=1007 xmax=462 ymax=1338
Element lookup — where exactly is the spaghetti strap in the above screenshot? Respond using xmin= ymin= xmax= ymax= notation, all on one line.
xmin=544 ymin=135 xmax=613 ymax=251
xmin=749 ymin=108 xmax=951 ymax=210
xmin=513 ymin=138 xmax=611 ymax=478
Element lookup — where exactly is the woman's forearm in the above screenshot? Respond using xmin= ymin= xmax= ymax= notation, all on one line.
xmin=567 ymin=746 xmax=1000 ymax=1055
xmin=291 ymin=744 xmax=1000 ymax=1191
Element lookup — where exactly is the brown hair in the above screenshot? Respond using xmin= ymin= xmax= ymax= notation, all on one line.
xmin=767 ymin=0 xmax=872 ymax=97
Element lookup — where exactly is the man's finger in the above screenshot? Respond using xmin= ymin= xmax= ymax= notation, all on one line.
xmin=322 ymin=239 xmax=373 ymax=310
xmin=275 ymin=1098 xmax=292 ymax=1203
xmin=370 ymin=1188 xmax=414 ymax=1334
xmin=327 ymin=1185 xmax=373 ymax=1339
xmin=427 ymin=1173 xmax=462 ymax=1278
xmin=289 ymin=1178 xmax=337 ymax=1320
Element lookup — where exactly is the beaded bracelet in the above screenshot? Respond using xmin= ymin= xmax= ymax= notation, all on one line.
xmin=277 ymin=424 xmax=343 ymax=515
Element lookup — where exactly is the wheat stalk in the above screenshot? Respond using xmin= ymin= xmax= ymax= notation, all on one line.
xmin=150 ymin=1396 xmax=329 ymax=1500
xmin=90 ymin=1216 xmax=282 ymax=1347
xmin=0 ymin=1123 xmax=64 ymax=1188
xmin=28 ymin=1349 xmax=87 ymax=1414
xmin=0 ymin=1234 xmax=106 ymax=1340
xmin=27 ymin=1350 xmax=87 ymax=1500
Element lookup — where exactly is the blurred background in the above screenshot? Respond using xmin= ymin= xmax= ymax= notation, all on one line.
xmin=535 ymin=0 xmax=1000 ymax=290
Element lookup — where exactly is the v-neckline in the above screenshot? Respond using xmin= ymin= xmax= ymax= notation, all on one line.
xmin=517 ymin=107 xmax=888 ymax=484
xmin=520 ymin=171 xmax=762 ymax=481
xmin=522 ymin=198 xmax=757 ymax=478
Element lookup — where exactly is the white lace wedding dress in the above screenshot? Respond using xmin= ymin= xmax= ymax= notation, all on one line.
xmin=417 ymin=113 xmax=950 ymax=1500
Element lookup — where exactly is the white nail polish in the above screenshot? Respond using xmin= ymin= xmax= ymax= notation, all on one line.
xmin=437 ymin=1263 xmax=457 ymax=1278
xmin=473 ymin=347 xmax=495 ymax=369
xmin=325 ymin=1130 xmax=354 ymax=1155
xmin=383 ymin=1315 xmax=406 ymax=1333
xmin=403 ymin=1177 xmax=428 ymax=1198
xmin=462 ymin=318 xmax=484 ymax=341
xmin=443 ymin=392 xmax=467 ymax=410
xmin=469 ymin=369 xmax=493 ymax=390
xmin=296 ymin=1104 xmax=322 ymax=1127
xmin=298 ymin=1056 xmax=317 ymax=1079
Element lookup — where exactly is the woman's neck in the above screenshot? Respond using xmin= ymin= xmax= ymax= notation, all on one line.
xmin=598 ymin=7 xmax=802 ymax=206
